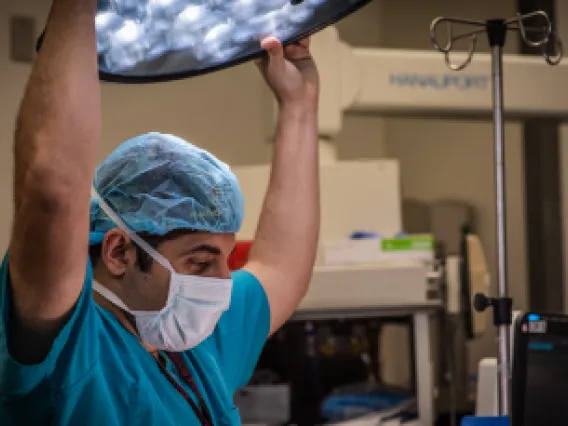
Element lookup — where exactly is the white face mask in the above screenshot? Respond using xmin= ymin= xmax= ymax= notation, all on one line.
xmin=91 ymin=189 xmax=233 ymax=352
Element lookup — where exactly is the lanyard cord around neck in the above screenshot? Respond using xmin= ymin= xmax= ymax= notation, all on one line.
xmin=155 ymin=352 xmax=214 ymax=426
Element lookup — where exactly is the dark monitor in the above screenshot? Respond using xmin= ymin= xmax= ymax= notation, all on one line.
xmin=512 ymin=312 xmax=568 ymax=426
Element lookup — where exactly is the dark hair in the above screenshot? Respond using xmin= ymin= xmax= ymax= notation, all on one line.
xmin=89 ymin=229 xmax=196 ymax=273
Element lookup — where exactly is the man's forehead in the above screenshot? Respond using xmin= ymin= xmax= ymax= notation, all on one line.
xmin=167 ymin=232 xmax=236 ymax=253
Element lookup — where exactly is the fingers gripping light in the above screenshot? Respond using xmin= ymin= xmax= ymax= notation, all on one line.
xmin=46 ymin=0 xmax=373 ymax=82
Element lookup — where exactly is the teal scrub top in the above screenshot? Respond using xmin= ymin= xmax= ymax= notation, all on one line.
xmin=0 ymin=255 xmax=271 ymax=425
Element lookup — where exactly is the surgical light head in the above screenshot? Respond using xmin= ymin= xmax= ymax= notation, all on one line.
xmin=89 ymin=132 xmax=244 ymax=245
xmin=37 ymin=0 xmax=373 ymax=83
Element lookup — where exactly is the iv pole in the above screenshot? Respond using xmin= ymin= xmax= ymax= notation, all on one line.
xmin=429 ymin=11 xmax=563 ymax=417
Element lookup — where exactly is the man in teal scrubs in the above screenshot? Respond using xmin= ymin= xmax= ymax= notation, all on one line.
xmin=0 ymin=0 xmax=320 ymax=424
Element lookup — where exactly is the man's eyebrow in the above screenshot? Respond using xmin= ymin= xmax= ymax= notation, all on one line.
xmin=183 ymin=245 xmax=221 ymax=255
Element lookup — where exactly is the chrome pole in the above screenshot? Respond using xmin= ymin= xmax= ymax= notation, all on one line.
xmin=429 ymin=11 xmax=562 ymax=419
xmin=490 ymin=41 xmax=511 ymax=416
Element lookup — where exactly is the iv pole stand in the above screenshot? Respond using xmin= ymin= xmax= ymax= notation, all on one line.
xmin=430 ymin=12 xmax=563 ymax=417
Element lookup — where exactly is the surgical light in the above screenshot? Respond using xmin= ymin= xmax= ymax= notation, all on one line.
xmin=37 ymin=0 xmax=373 ymax=83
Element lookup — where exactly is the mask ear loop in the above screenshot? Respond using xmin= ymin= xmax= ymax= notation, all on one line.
xmin=91 ymin=188 xmax=175 ymax=274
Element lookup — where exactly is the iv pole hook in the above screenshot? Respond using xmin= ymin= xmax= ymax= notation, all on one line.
xmin=429 ymin=10 xmax=564 ymax=417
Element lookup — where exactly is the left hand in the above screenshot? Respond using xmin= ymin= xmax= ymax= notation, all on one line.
xmin=257 ymin=37 xmax=319 ymax=108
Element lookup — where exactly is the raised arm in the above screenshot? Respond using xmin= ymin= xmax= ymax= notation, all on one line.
xmin=8 ymin=0 xmax=100 ymax=362
xmin=244 ymin=38 xmax=320 ymax=334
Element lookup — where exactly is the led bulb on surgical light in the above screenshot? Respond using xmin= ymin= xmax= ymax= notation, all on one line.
xmin=230 ymin=0 xmax=256 ymax=20
xmin=105 ymin=20 xmax=147 ymax=72
xmin=200 ymin=22 xmax=234 ymax=60
xmin=116 ymin=21 xmax=142 ymax=44
xmin=179 ymin=4 xmax=204 ymax=23
xmin=112 ymin=0 xmax=149 ymax=19
xmin=88 ymin=0 xmax=374 ymax=82
xmin=147 ymin=0 xmax=188 ymax=20
xmin=95 ymin=12 xmax=124 ymax=53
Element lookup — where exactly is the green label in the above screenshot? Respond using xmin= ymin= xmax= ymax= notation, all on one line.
xmin=381 ymin=235 xmax=434 ymax=252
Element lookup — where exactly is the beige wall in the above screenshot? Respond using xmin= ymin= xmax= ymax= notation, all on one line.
xmin=379 ymin=0 xmax=520 ymax=53
xmin=0 ymin=0 xmax=535 ymax=374
xmin=558 ymin=0 xmax=568 ymax=314
xmin=0 ymin=0 xmax=388 ymax=252
xmin=377 ymin=1 xmax=526 ymax=375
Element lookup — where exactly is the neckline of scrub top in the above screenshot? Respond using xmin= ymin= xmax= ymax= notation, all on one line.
xmin=92 ymin=289 xmax=158 ymax=356
xmin=92 ymin=289 xmax=214 ymax=425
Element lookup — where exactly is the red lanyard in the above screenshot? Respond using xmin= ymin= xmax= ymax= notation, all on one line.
xmin=156 ymin=352 xmax=214 ymax=426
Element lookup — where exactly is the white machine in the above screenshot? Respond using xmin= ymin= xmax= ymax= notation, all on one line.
xmin=264 ymin=25 xmax=568 ymax=144
xmin=234 ymin=23 xmax=568 ymax=426
xmin=234 ymin=159 xmax=434 ymax=309
xmin=475 ymin=311 xmax=522 ymax=417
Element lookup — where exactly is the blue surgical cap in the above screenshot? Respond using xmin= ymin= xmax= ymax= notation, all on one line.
xmin=89 ymin=132 xmax=244 ymax=245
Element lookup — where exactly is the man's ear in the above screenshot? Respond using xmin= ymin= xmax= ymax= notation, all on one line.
xmin=101 ymin=229 xmax=136 ymax=277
